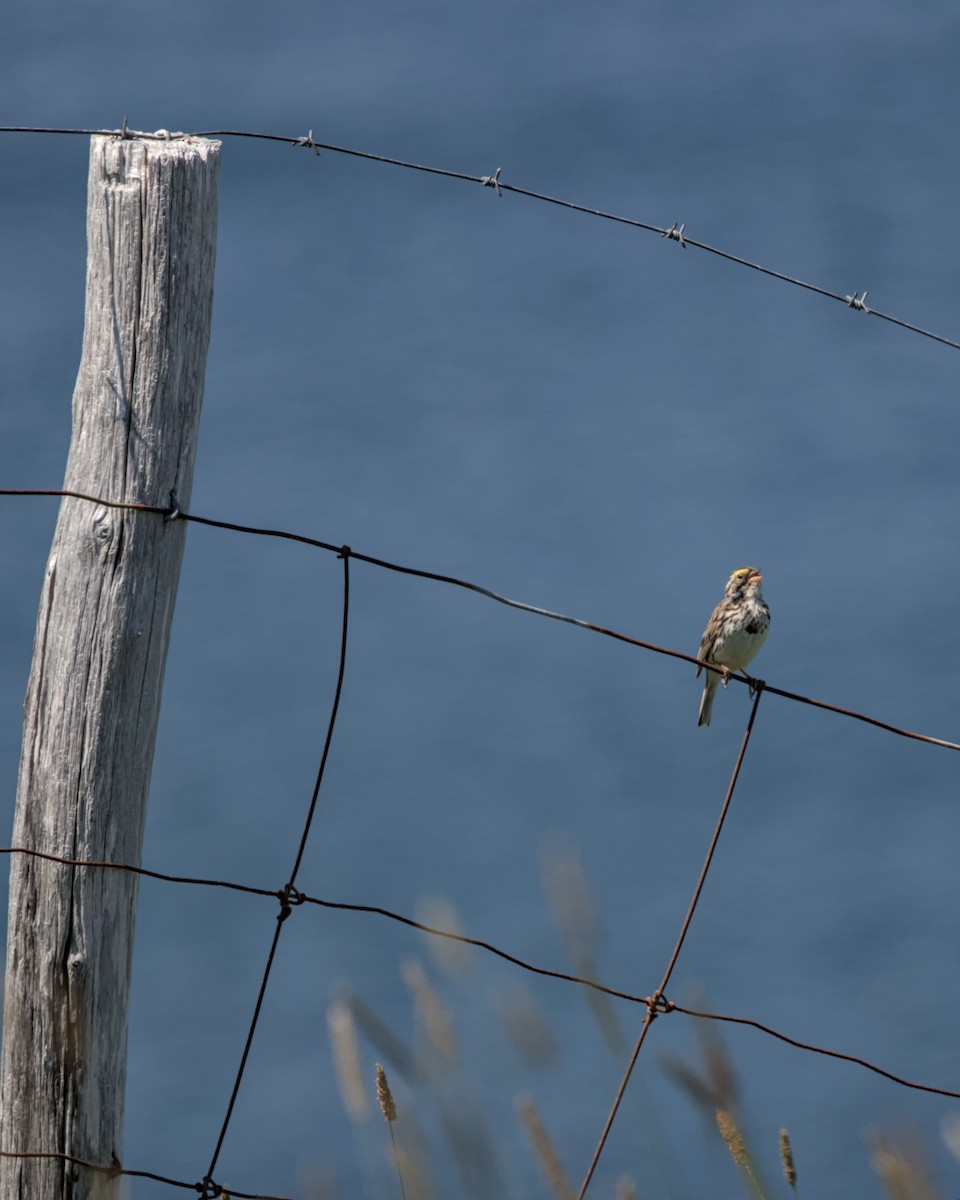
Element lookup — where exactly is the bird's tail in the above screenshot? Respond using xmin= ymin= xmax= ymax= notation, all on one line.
xmin=698 ymin=675 xmax=717 ymax=727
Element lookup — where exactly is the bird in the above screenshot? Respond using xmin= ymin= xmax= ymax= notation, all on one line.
xmin=696 ymin=567 xmax=770 ymax=727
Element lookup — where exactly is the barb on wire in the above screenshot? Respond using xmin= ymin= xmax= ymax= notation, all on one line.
xmin=577 ymin=685 xmax=765 ymax=1199
xmin=481 ymin=166 xmax=503 ymax=195
xmin=291 ymin=128 xmax=320 ymax=156
xmin=3 ymin=843 xmax=958 ymax=1105
xmin=661 ymin=221 xmax=686 ymax=248
xmin=0 ymin=125 xmax=958 ymax=351
xmin=3 ymin=487 xmax=958 ymax=754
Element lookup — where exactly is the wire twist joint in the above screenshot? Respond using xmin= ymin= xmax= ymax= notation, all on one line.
xmin=277 ymin=882 xmax=307 ymax=922
xmin=646 ymin=992 xmax=674 ymax=1020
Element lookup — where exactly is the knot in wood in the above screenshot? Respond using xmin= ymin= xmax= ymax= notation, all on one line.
xmin=92 ymin=508 xmax=120 ymax=559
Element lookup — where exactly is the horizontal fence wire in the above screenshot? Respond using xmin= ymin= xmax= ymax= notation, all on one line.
xmin=0 ymin=1147 xmax=293 ymax=1200
xmin=0 ymin=485 xmax=958 ymax=1197
xmin=2 ymin=841 xmax=954 ymax=1103
xmin=4 ymin=488 xmax=958 ymax=752
xmin=1 ymin=123 xmax=959 ymax=352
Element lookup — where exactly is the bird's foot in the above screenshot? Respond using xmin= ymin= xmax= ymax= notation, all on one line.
xmin=720 ymin=667 xmax=732 ymax=689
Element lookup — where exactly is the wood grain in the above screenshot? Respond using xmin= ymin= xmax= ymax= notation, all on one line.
xmin=0 ymin=134 xmax=219 ymax=1199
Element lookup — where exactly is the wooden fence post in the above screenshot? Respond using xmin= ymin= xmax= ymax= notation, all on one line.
xmin=0 ymin=133 xmax=220 ymax=1198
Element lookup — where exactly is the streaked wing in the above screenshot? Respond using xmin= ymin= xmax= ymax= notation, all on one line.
xmin=695 ymin=603 xmax=722 ymax=677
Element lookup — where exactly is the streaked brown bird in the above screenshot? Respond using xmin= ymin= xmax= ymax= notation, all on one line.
xmin=696 ymin=567 xmax=770 ymax=727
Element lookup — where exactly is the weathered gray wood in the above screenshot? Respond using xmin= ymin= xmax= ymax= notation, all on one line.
xmin=0 ymin=134 xmax=220 ymax=1199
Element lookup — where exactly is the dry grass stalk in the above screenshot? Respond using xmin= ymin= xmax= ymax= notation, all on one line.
xmin=327 ymin=999 xmax=369 ymax=1121
xmin=339 ymin=988 xmax=420 ymax=1083
xmin=715 ymin=1109 xmax=767 ymax=1199
xmin=376 ymin=1063 xmax=408 ymax=1200
xmin=539 ymin=836 xmax=601 ymax=948
xmin=868 ymin=1129 xmax=939 ymax=1200
xmin=401 ymin=959 xmax=458 ymax=1068
xmin=495 ymin=982 xmax=558 ymax=1067
xmin=414 ymin=896 xmax=475 ymax=979
xmin=391 ymin=1141 xmax=436 ymax=1200
xmin=515 ymin=1093 xmax=575 ymax=1200
xmin=540 ymin=837 xmax=629 ymax=1056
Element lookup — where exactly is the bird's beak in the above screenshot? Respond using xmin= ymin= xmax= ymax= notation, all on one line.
xmin=750 ymin=570 xmax=762 ymax=582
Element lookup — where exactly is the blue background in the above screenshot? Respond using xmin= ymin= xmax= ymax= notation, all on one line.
xmin=2 ymin=1 xmax=960 ymax=1196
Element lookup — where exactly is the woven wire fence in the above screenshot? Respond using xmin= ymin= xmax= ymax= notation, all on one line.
xmin=0 ymin=487 xmax=957 ymax=1200
xmin=1 ymin=125 xmax=959 ymax=1199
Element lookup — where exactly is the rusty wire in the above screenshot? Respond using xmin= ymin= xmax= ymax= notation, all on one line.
xmin=2 ymin=486 xmax=959 ymax=1196
xmin=0 ymin=1148 xmax=292 ymax=1199
xmin=577 ymin=685 xmax=765 ymax=1198
xmin=203 ymin=547 xmax=351 ymax=1187
xmin=3 ymin=487 xmax=958 ymax=753
xmin=1 ymin=841 xmax=957 ymax=1108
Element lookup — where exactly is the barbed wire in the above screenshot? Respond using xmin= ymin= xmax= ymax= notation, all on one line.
xmin=1 ymin=123 xmax=959 ymax=352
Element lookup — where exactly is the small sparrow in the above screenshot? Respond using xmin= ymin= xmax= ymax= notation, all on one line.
xmin=696 ymin=567 xmax=770 ymax=727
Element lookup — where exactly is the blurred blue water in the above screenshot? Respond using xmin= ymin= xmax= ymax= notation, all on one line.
xmin=2 ymin=2 xmax=960 ymax=1196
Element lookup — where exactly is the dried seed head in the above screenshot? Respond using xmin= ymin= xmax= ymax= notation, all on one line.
xmin=779 ymin=1127 xmax=797 ymax=1188
xmin=376 ymin=1062 xmax=397 ymax=1123
xmin=716 ymin=1109 xmax=749 ymax=1168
